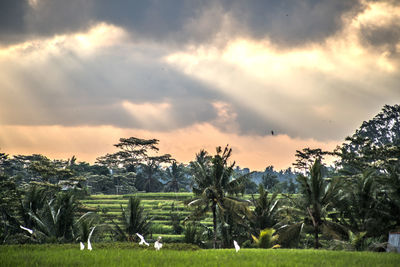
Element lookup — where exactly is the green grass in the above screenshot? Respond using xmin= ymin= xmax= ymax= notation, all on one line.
xmin=1 ymin=244 xmax=399 ymax=267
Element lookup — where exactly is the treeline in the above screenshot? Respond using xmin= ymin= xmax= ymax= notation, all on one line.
xmin=0 ymin=139 xmax=300 ymax=195
xmin=0 ymin=104 xmax=399 ymax=250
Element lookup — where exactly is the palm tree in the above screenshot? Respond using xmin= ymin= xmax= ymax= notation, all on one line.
xmin=20 ymin=186 xmax=50 ymax=229
xmin=187 ymin=146 xmax=251 ymax=248
xmin=164 ymin=161 xmax=188 ymax=192
xmin=250 ymin=184 xmax=281 ymax=234
xmin=112 ymin=196 xmax=152 ymax=241
xmin=285 ymin=159 xmax=343 ymax=249
xmin=333 ymin=169 xmax=388 ymax=238
xmin=382 ymin=163 xmax=400 ymax=229
xmin=136 ymin=155 xmax=171 ymax=192
xmin=75 ymin=212 xmax=101 ymax=243
xmin=27 ymin=192 xmax=79 ymax=243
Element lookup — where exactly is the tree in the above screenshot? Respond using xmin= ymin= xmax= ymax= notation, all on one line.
xmin=135 ymin=155 xmax=172 ymax=192
xmin=0 ymin=152 xmax=8 ymax=173
xmin=293 ymin=148 xmax=332 ymax=173
xmin=336 ymin=104 xmax=400 ymax=173
xmin=262 ymin=173 xmax=279 ymax=191
xmin=19 ymin=186 xmax=49 ymax=229
xmin=381 ymin=163 xmax=400 ymax=229
xmin=26 ymin=191 xmax=80 ymax=243
xmin=163 ymin=161 xmax=188 ymax=192
xmin=0 ymin=173 xmax=22 ymax=243
xmin=332 ymin=170 xmax=390 ymax=239
xmin=250 ymin=184 xmax=281 ymax=234
xmin=27 ymin=155 xmax=73 ymax=184
xmin=187 ymin=146 xmax=252 ymax=248
xmin=96 ymin=137 xmax=160 ymax=171
xmin=293 ymin=159 xmax=342 ymax=248
xmin=112 ymin=196 xmax=152 ymax=241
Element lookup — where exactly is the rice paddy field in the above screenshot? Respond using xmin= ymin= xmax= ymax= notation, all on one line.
xmin=3 ymin=193 xmax=399 ymax=266
xmin=81 ymin=193 xmax=195 ymax=241
xmin=81 ymin=192 xmax=218 ymax=241
xmin=1 ymin=244 xmax=399 ymax=267
xmin=79 ymin=192 xmax=289 ymax=242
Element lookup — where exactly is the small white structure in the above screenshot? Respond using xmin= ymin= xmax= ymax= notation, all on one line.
xmin=387 ymin=232 xmax=400 ymax=253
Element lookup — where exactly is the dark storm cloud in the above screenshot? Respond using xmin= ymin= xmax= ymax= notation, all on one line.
xmin=0 ymin=0 xmax=28 ymax=44
xmin=1 ymin=0 xmax=366 ymax=47
xmin=360 ymin=20 xmax=400 ymax=57
xmin=220 ymin=0 xmax=364 ymax=46
xmin=24 ymin=0 xmax=93 ymax=36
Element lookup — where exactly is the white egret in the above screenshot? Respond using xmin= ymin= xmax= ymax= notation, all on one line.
xmin=136 ymin=233 xmax=149 ymax=246
xmin=80 ymin=242 xmax=85 ymax=250
xmin=20 ymin=225 xmax=33 ymax=235
xmin=233 ymin=240 xmax=240 ymax=252
xmin=87 ymin=226 xmax=96 ymax=251
xmin=154 ymin=236 xmax=163 ymax=250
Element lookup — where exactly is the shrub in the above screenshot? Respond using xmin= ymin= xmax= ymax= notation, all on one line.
xmin=252 ymin=228 xmax=279 ymax=248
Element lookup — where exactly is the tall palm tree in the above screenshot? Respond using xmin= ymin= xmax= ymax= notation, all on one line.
xmin=286 ymin=159 xmax=342 ymax=248
xmin=187 ymin=146 xmax=251 ymax=248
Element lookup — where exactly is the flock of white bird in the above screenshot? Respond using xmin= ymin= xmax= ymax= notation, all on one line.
xmin=19 ymin=225 xmax=241 ymax=252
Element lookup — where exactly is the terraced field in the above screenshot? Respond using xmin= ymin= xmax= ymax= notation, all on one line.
xmin=81 ymin=192 xmax=287 ymax=242
xmin=81 ymin=192 xmax=212 ymax=242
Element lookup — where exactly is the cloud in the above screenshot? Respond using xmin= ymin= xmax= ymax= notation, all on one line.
xmin=165 ymin=3 xmax=400 ymax=140
xmin=0 ymin=0 xmax=399 ymax=159
xmin=0 ymin=0 xmax=28 ymax=44
xmin=358 ymin=1 xmax=400 ymax=60
xmin=220 ymin=0 xmax=365 ymax=46
xmin=0 ymin=23 xmax=219 ymax=129
xmin=0 ymin=0 xmax=367 ymax=48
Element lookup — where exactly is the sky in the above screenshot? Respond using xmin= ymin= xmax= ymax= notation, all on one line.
xmin=0 ymin=0 xmax=399 ymax=171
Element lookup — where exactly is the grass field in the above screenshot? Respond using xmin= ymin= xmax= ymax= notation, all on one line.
xmin=1 ymin=244 xmax=399 ymax=267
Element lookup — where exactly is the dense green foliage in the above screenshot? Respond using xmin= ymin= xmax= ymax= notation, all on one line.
xmin=112 ymin=196 xmax=152 ymax=241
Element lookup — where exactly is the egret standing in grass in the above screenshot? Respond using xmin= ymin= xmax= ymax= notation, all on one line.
xmin=233 ymin=240 xmax=240 ymax=252
xmin=80 ymin=242 xmax=85 ymax=250
xmin=154 ymin=236 xmax=163 ymax=250
xmin=136 ymin=233 xmax=149 ymax=246
xmin=87 ymin=226 xmax=96 ymax=251
xmin=20 ymin=225 xmax=33 ymax=235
